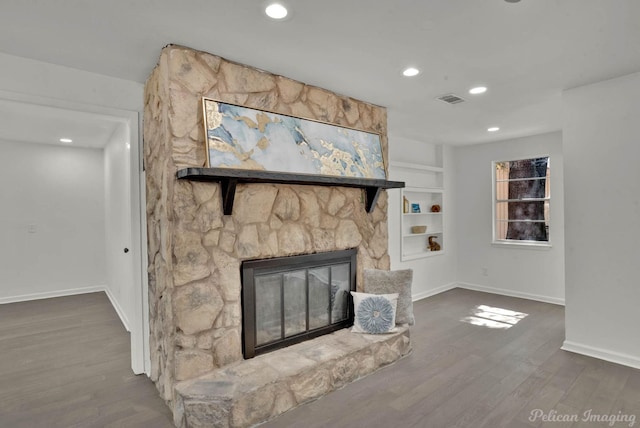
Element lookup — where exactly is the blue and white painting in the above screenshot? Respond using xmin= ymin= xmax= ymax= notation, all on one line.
xmin=203 ymin=98 xmax=386 ymax=179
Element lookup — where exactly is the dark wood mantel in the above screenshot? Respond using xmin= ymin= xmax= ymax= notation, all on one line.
xmin=176 ymin=167 xmax=405 ymax=215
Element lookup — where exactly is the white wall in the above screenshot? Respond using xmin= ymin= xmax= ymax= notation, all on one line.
xmin=105 ymin=123 xmax=133 ymax=330
xmin=0 ymin=52 xmax=143 ymax=111
xmin=562 ymin=72 xmax=640 ymax=369
xmin=388 ymin=136 xmax=457 ymax=299
xmin=0 ymin=52 xmax=148 ymax=373
xmin=453 ymin=132 xmax=565 ymax=305
xmin=0 ymin=140 xmax=106 ymax=302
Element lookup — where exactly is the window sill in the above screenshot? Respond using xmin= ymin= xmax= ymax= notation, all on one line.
xmin=491 ymin=241 xmax=552 ymax=250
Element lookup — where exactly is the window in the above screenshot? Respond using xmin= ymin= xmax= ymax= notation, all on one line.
xmin=493 ymin=156 xmax=550 ymax=245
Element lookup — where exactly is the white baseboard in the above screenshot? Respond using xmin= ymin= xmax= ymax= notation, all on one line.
xmin=412 ymin=282 xmax=457 ymax=302
xmin=562 ymin=340 xmax=640 ymax=370
xmin=0 ymin=285 xmax=105 ymax=305
xmin=456 ymin=282 xmax=565 ymax=306
xmin=104 ymin=287 xmax=131 ymax=332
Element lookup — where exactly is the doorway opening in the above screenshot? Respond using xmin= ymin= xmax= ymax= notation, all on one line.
xmin=0 ymin=93 xmax=147 ymax=374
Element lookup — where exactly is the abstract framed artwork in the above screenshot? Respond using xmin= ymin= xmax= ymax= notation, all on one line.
xmin=202 ymin=97 xmax=386 ymax=179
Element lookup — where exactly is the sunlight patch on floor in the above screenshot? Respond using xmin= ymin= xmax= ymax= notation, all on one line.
xmin=460 ymin=304 xmax=528 ymax=329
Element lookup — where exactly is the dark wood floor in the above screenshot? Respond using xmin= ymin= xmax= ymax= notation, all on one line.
xmin=0 ymin=292 xmax=173 ymax=428
xmin=1 ymin=289 xmax=638 ymax=428
xmin=263 ymin=289 xmax=640 ymax=428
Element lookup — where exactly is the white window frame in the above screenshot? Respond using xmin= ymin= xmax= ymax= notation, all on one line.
xmin=491 ymin=156 xmax=551 ymax=249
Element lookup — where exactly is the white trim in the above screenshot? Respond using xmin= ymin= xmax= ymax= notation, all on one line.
xmin=127 ymin=111 xmax=146 ymax=375
xmin=491 ymin=241 xmax=552 ymax=250
xmin=493 ymin=154 xmax=552 ymax=165
xmin=402 ymin=250 xmax=446 ymax=261
xmin=492 ymin=155 xmax=551 ymax=245
xmin=104 ymin=287 xmax=131 ymax=332
xmin=390 ymin=161 xmax=443 ymax=173
xmin=562 ymin=341 xmax=640 ymax=370
xmin=0 ymin=285 xmax=105 ymax=305
xmin=456 ymin=282 xmax=565 ymax=306
xmin=412 ymin=282 xmax=457 ymax=302
xmin=139 ymin=147 xmax=151 ymax=376
xmin=404 ymin=186 xmax=443 ymax=193
xmin=0 ymin=76 xmax=146 ymax=375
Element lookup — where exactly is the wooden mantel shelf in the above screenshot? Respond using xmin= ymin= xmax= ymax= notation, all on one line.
xmin=177 ymin=167 xmax=405 ymax=215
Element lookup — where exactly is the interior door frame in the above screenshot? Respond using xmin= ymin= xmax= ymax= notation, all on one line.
xmin=0 ymin=89 xmax=149 ymax=374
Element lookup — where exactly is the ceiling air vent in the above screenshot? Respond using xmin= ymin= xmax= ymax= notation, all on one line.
xmin=436 ymin=94 xmax=465 ymax=104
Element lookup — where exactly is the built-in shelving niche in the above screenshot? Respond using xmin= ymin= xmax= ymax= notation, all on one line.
xmin=390 ymin=152 xmax=445 ymax=261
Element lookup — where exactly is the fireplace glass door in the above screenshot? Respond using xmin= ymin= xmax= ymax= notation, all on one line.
xmin=242 ymin=249 xmax=356 ymax=358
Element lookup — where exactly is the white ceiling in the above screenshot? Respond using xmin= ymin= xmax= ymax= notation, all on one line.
xmin=0 ymin=0 xmax=639 ymax=146
xmin=0 ymin=99 xmax=124 ymax=149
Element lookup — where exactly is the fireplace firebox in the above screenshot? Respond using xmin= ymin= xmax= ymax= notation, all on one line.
xmin=241 ymin=248 xmax=357 ymax=358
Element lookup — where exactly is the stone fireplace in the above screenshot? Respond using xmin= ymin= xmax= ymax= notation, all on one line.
xmin=143 ymin=45 xmax=410 ymax=426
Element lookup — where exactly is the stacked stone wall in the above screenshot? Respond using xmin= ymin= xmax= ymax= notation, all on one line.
xmin=143 ymin=45 xmax=390 ymax=403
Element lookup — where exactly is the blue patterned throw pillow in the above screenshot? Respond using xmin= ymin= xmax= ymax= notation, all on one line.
xmin=351 ymin=292 xmax=399 ymax=334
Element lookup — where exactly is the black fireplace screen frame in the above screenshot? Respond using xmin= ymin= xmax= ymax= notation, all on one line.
xmin=241 ymin=248 xmax=357 ymax=359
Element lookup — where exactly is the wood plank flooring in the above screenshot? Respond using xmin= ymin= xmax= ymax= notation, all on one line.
xmin=0 ymin=292 xmax=173 ymax=428
xmin=1 ymin=289 xmax=638 ymax=428
xmin=262 ymin=289 xmax=640 ymax=428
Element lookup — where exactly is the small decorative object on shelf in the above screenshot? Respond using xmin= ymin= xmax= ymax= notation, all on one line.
xmin=411 ymin=225 xmax=427 ymax=234
xmin=428 ymin=236 xmax=441 ymax=251
xmin=411 ymin=203 xmax=421 ymax=213
xmin=394 ymin=146 xmax=444 ymax=260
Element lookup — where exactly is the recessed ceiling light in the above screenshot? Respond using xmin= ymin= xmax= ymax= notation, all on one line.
xmin=469 ymin=86 xmax=487 ymax=95
xmin=265 ymin=3 xmax=288 ymax=19
xmin=505 ymin=0 xmax=521 ymax=3
xmin=487 ymin=127 xmax=500 ymax=132
xmin=402 ymin=67 xmax=420 ymax=77
xmin=59 ymin=138 xmax=73 ymax=143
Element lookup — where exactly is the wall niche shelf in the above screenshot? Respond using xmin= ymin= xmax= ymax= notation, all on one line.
xmin=177 ymin=167 xmax=405 ymax=215
xmin=401 ymin=187 xmax=444 ymax=260
xmin=390 ymin=144 xmax=445 ymax=261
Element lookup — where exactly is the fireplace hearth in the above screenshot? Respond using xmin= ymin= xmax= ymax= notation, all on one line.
xmin=241 ymin=248 xmax=357 ymax=358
